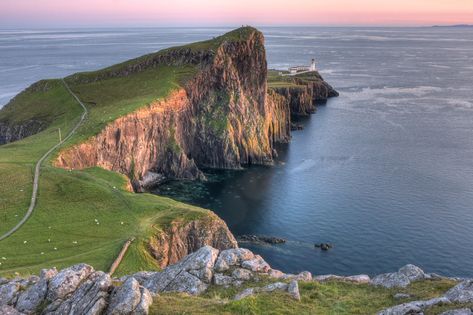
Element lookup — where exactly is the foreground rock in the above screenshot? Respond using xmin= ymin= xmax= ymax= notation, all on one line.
xmin=377 ymin=274 xmax=473 ymax=315
xmin=371 ymin=264 xmax=429 ymax=288
xmin=0 ymin=264 xmax=150 ymax=315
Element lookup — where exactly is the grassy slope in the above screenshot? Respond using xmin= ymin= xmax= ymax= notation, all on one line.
xmin=0 ymin=28 xmax=258 ymax=276
xmin=152 ymin=278 xmax=464 ymax=315
xmin=267 ymin=69 xmax=323 ymax=89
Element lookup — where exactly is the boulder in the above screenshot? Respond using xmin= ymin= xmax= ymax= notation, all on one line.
xmin=0 ymin=305 xmax=25 ymax=315
xmin=214 ymin=248 xmax=255 ymax=272
xmin=377 ymin=297 xmax=450 ymax=315
xmin=371 ymin=265 xmax=426 ymax=288
xmin=107 ymin=277 xmax=152 ymax=315
xmin=371 ymin=272 xmax=410 ymax=288
xmin=46 ymin=263 xmax=94 ymax=302
xmin=44 ymin=271 xmax=111 ymax=315
xmin=268 ymin=269 xmax=285 ymax=279
xmin=234 ymin=288 xmax=255 ymax=301
xmin=288 ymin=280 xmax=301 ymax=301
xmin=143 ymin=246 xmax=218 ymax=295
xmin=261 ymin=282 xmax=288 ymax=292
xmin=393 ymin=293 xmax=411 ymax=300
xmin=445 ymin=280 xmax=473 ymax=303
xmin=440 ymin=309 xmax=473 ymax=315
xmin=0 ymin=282 xmax=20 ymax=306
xmin=314 ymin=274 xmax=370 ymax=284
xmin=398 ymin=264 xmax=427 ymax=282
xmin=241 ymin=255 xmax=270 ymax=273
xmin=232 ymin=268 xmax=253 ymax=281
xmin=16 ymin=268 xmax=57 ymax=314
xmin=213 ymin=273 xmax=234 ymax=286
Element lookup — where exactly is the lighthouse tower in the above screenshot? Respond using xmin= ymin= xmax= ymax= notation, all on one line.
xmin=310 ymin=58 xmax=317 ymax=71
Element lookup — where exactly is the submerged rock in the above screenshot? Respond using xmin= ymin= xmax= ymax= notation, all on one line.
xmin=237 ymin=235 xmax=286 ymax=245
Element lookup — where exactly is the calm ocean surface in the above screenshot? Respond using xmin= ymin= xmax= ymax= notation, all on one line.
xmin=1 ymin=27 xmax=473 ymax=277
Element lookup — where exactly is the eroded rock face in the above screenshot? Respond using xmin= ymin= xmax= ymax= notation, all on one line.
xmin=16 ymin=268 xmax=57 ymax=314
xmin=0 ymin=120 xmax=46 ymax=145
xmin=440 ymin=309 xmax=473 ymax=315
xmin=46 ymin=263 xmax=94 ymax=302
xmin=55 ymin=28 xmax=292 ymax=190
xmin=148 ymin=212 xmax=238 ymax=268
xmin=107 ymin=277 xmax=152 ymax=315
xmin=143 ymin=246 xmax=219 ymax=295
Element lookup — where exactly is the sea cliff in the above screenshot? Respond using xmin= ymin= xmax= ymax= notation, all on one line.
xmin=47 ymin=27 xmax=336 ymax=190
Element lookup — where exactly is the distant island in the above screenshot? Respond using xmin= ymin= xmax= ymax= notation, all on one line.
xmin=432 ymin=24 xmax=473 ymax=28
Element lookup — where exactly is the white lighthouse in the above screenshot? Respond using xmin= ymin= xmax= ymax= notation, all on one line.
xmin=310 ymin=58 xmax=317 ymax=71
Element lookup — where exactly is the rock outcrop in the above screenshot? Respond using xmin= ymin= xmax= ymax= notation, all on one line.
xmin=54 ymin=28 xmax=294 ymax=190
xmin=371 ymin=264 xmax=429 ymax=288
xmin=0 ymin=120 xmax=46 ymax=145
xmin=0 ymin=264 xmax=151 ymax=315
xmin=148 ymin=212 xmax=238 ymax=268
xmin=270 ymin=73 xmax=338 ymax=117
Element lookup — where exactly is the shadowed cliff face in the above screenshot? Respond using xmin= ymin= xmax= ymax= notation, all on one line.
xmin=148 ymin=212 xmax=238 ymax=268
xmin=55 ymin=28 xmax=293 ymax=190
xmin=0 ymin=120 xmax=45 ymax=145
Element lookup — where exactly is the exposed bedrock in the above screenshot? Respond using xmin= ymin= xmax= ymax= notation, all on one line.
xmin=148 ymin=212 xmax=238 ymax=268
xmin=271 ymin=75 xmax=339 ymax=117
xmin=55 ymin=29 xmax=292 ymax=190
xmin=0 ymin=120 xmax=45 ymax=145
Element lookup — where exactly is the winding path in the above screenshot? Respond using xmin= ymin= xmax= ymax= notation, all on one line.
xmin=0 ymin=79 xmax=87 ymax=241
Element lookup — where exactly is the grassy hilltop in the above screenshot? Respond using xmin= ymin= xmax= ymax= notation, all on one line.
xmin=0 ymin=28 xmax=256 ymax=277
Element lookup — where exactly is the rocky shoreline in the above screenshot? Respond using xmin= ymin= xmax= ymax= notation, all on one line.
xmin=1 ymin=245 xmax=472 ymax=315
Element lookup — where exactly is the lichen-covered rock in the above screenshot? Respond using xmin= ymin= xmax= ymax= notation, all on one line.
xmin=440 ymin=309 xmax=473 ymax=315
xmin=314 ymin=274 xmax=370 ymax=284
xmin=143 ymin=246 xmax=218 ymax=295
xmin=398 ymin=264 xmax=427 ymax=282
xmin=15 ymin=268 xmax=57 ymax=314
xmin=46 ymin=263 xmax=94 ymax=302
xmin=0 ymin=282 xmax=20 ymax=306
xmin=241 ymin=255 xmax=270 ymax=273
xmin=371 ymin=265 xmax=427 ymax=288
xmin=234 ymin=288 xmax=255 ymax=301
xmin=214 ymin=248 xmax=255 ymax=272
xmin=0 ymin=304 xmax=25 ymax=315
xmin=261 ymin=282 xmax=288 ymax=292
xmin=445 ymin=280 xmax=473 ymax=303
xmin=377 ymin=297 xmax=450 ymax=315
xmin=231 ymin=268 xmax=253 ymax=281
xmin=371 ymin=272 xmax=410 ymax=288
xmin=268 ymin=269 xmax=285 ymax=279
xmin=288 ymin=280 xmax=301 ymax=301
xmin=393 ymin=293 xmax=411 ymax=300
xmin=213 ymin=273 xmax=234 ymax=286
xmin=107 ymin=277 xmax=152 ymax=315
xmin=44 ymin=271 xmax=111 ymax=315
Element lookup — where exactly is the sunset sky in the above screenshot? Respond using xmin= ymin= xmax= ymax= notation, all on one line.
xmin=1 ymin=0 xmax=472 ymax=27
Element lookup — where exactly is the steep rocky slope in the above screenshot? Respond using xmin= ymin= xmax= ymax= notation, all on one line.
xmin=51 ymin=27 xmax=335 ymax=190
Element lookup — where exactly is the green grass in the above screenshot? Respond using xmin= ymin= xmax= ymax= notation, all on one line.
xmin=0 ymin=28 xmax=258 ymax=275
xmin=267 ymin=69 xmax=324 ymax=89
xmin=151 ymin=278 xmax=458 ymax=315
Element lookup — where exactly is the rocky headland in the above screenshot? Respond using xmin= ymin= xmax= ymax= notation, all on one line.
xmin=0 ymin=27 xmax=337 ymax=191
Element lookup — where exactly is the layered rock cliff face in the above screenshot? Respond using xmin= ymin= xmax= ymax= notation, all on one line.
xmin=55 ymin=28 xmax=293 ymax=190
xmin=148 ymin=212 xmax=238 ymax=268
xmin=270 ymin=73 xmax=339 ymax=117
xmin=0 ymin=120 xmax=45 ymax=145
